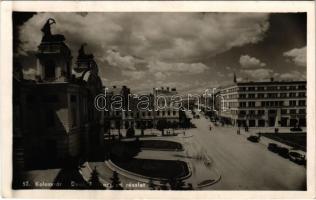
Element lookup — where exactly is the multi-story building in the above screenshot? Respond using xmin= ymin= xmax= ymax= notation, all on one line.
xmin=14 ymin=19 xmax=104 ymax=169
xmin=153 ymin=87 xmax=180 ymax=126
xmin=104 ymin=86 xmax=180 ymax=131
xmin=217 ymin=79 xmax=306 ymax=127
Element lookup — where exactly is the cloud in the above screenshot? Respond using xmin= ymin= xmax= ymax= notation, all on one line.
xmin=147 ymin=60 xmax=208 ymax=74
xmin=278 ymin=70 xmax=306 ymax=80
xmin=283 ymin=46 xmax=306 ymax=67
xmin=239 ymin=55 xmax=266 ymax=68
xmin=242 ymin=68 xmax=273 ymax=80
xmin=103 ymin=50 xmax=138 ymax=71
xmin=17 ymin=12 xmax=270 ymax=93
xmin=18 ymin=13 xmax=269 ymax=62
xmin=121 ymin=71 xmax=146 ymax=80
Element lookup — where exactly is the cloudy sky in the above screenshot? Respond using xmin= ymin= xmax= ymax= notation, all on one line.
xmin=14 ymin=12 xmax=306 ymax=94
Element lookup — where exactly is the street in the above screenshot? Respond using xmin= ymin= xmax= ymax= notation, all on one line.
xmin=188 ymin=110 xmax=306 ymax=190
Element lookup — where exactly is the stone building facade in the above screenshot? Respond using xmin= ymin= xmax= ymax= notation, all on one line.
xmin=217 ymin=80 xmax=306 ymax=127
xmin=13 ymin=19 xmax=105 ymax=169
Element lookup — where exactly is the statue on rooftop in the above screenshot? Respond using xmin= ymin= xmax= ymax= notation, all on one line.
xmin=78 ymin=43 xmax=94 ymax=59
xmin=41 ymin=18 xmax=65 ymax=42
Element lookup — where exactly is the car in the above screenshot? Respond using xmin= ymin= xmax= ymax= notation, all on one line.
xmin=289 ymin=150 xmax=306 ymax=165
xmin=290 ymin=127 xmax=302 ymax=132
xmin=247 ymin=135 xmax=260 ymax=143
xmin=267 ymin=143 xmax=280 ymax=153
xmin=278 ymin=147 xmax=289 ymax=158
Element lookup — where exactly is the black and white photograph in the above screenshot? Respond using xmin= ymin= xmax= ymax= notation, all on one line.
xmin=1 ymin=1 xmax=315 ymax=198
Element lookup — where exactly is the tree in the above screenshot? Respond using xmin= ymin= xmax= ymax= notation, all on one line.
xmin=110 ymin=171 xmax=123 ymax=190
xmin=168 ymin=178 xmax=186 ymax=190
xmin=148 ymin=178 xmax=155 ymax=190
xmin=89 ymin=167 xmax=105 ymax=189
xmin=115 ymin=120 xmax=121 ymax=138
xmin=140 ymin=121 xmax=146 ymax=137
xmin=126 ymin=127 xmax=135 ymax=138
xmin=156 ymin=119 xmax=167 ymax=136
xmin=171 ymin=121 xmax=178 ymax=135
xmin=159 ymin=180 xmax=168 ymax=190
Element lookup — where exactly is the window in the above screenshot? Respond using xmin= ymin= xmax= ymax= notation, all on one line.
xmin=261 ymin=101 xmax=266 ymax=107
xmin=268 ymin=110 xmax=276 ymax=114
xmin=281 ymin=109 xmax=287 ymax=114
xmin=248 ymin=87 xmax=255 ymax=91
xmin=280 ymin=86 xmax=287 ymax=90
xmin=258 ymin=93 xmax=264 ymax=98
xmin=44 ymin=60 xmax=56 ymax=79
xmin=162 ymin=111 xmax=165 ymax=116
xmin=257 ymin=87 xmax=265 ymax=91
xmin=248 ymin=94 xmax=255 ymax=99
xmin=280 ymin=93 xmax=287 ymax=98
xmin=298 ymin=85 xmax=306 ymax=90
xmin=148 ymin=112 xmax=151 ymax=117
xmin=258 ymin=110 xmax=265 ymax=115
xmin=239 ymin=102 xmax=246 ymax=108
xmin=268 ymin=93 xmax=278 ymax=98
xmin=289 ymin=93 xmax=296 ymax=97
xmin=248 ymin=102 xmax=255 ymax=107
xmin=239 ymin=110 xmax=246 ymax=115
xmin=173 ymin=111 xmax=176 ymax=116
xmin=299 ymin=109 xmax=306 ymax=114
xmin=289 ymin=100 xmax=297 ymax=106
xmin=290 ymin=109 xmax=296 ymax=114
xmin=299 ymin=100 xmax=306 ymax=106
xmin=239 ymin=94 xmax=246 ymax=99
xmin=267 ymin=86 xmax=277 ymax=91
xmin=289 ymin=86 xmax=296 ymax=90
xmin=240 ymin=87 xmax=246 ymax=91
xmin=168 ymin=111 xmax=170 ymax=116
xmin=298 ymin=92 xmax=306 ymax=97
xmin=249 ymin=110 xmax=255 ymax=115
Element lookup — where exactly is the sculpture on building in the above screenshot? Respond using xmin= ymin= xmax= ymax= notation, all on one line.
xmin=41 ymin=18 xmax=65 ymax=42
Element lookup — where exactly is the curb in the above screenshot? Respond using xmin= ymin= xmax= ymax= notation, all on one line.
xmin=105 ymin=159 xmax=192 ymax=185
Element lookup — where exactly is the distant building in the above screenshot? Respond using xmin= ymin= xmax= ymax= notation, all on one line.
xmin=14 ymin=19 xmax=104 ymax=169
xmin=217 ymin=79 xmax=306 ymax=127
xmin=153 ymin=87 xmax=180 ymax=126
xmin=104 ymin=86 xmax=180 ymax=131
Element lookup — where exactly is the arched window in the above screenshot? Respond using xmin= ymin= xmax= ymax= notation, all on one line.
xmin=45 ymin=60 xmax=55 ymax=79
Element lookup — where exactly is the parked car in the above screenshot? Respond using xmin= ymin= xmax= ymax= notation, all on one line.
xmin=267 ymin=143 xmax=280 ymax=153
xmin=278 ymin=147 xmax=289 ymax=158
xmin=289 ymin=150 xmax=306 ymax=165
xmin=247 ymin=135 xmax=260 ymax=143
xmin=290 ymin=127 xmax=302 ymax=132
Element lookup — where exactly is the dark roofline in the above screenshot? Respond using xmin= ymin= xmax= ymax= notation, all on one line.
xmin=220 ymin=80 xmax=306 ymax=88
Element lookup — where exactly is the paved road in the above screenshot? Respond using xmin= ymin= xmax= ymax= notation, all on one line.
xmin=188 ymin=111 xmax=306 ymax=190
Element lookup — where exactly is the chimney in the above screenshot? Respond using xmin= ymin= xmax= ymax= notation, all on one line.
xmin=270 ymin=77 xmax=274 ymax=82
xmin=167 ymin=87 xmax=170 ymax=91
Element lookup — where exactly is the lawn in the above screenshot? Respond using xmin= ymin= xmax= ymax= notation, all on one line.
xmin=261 ymin=132 xmax=306 ymax=151
xmin=140 ymin=140 xmax=183 ymax=151
xmin=112 ymin=158 xmax=189 ymax=179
